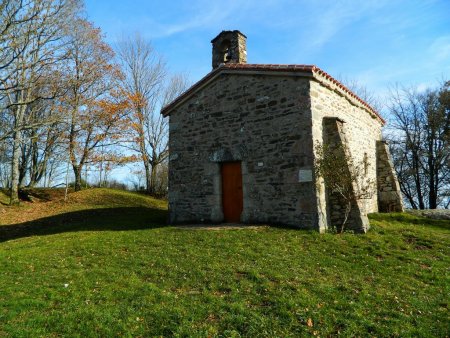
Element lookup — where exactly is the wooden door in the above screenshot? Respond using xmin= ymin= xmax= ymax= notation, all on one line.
xmin=221 ymin=162 xmax=243 ymax=222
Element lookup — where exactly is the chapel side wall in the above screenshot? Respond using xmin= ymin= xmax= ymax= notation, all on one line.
xmin=310 ymin=80 xmax=383 ymax=218
xmin=168 ymin=74 xmax=317 ymax=228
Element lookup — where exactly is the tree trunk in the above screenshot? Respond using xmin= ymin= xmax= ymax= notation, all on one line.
xmin=428 ymin=175 xmax=437 ymax=209
xmin=427 ymin=133 xmax=437 ymax=209
xmin=412 ymin=152 xmax=425 ymax=209
xmin=98 ymin=159 xmax=103 ymax=187
xmin=29 ymin=131 xmax=40 ymax=187
xmin=73 ymin=165 xmax=82 ymax=192
xmin=10 ymin=131 xmax=22 ymax=205
xmin=428 ymin=163 xmax=438 ymax=209
xmin=144 ymin=162 xmax=151 ymax=194
xmin=150 ymin=162 xmax=158 ymax=195
xmin=18 ymin=142 xmax=29 ymax=187
xmin=340 ymin=201 xmax=352 ymax=234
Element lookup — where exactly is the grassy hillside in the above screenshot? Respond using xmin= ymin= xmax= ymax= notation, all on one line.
xmin=0 ymin=189 xmax=448 ymax=337
xmin=0 ymin=188 xmax=166 ymax=234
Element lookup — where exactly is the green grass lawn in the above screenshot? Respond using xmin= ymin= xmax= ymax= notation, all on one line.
xmin=0 ymin=189 xmax=449 ymax=337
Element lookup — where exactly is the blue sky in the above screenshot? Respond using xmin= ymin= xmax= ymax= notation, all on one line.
xmin=85 ymin=0 xmax=450 ymax=97
xmin=83 ymin=0 xmax=449 ymax=184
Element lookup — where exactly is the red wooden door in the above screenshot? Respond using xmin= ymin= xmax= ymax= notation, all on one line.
xmin=221 ymin=162 xmax=243 ymax=222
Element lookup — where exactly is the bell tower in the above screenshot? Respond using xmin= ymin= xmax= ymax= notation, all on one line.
xmin=211 ymin=30 xmax=247 ymax=69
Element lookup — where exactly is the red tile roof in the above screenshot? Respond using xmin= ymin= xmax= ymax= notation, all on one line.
xmin=161 ymin=63 xmax=385 ymax=124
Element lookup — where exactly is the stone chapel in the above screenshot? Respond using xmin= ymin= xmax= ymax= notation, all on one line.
xmin=161 ymin=30 xmax=403 ymax=232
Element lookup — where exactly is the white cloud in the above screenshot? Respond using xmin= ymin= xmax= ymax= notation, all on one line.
xmin=416 ymin=82 xmax=432 ymax=93
xmin=143 ymin=0 xmax=246 ymax=39
xmin=272 ymin=0 xmax=392 ymax=60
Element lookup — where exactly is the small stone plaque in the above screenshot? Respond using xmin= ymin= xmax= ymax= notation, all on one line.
xmin=298 ymin=169 xmax=313 ymax=182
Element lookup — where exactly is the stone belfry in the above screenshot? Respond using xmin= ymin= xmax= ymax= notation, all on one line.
xmin=211 ymin=30 xmax=247 ymax=69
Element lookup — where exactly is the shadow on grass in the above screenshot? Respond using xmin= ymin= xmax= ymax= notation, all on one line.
xmin=0 ymin=207 xmax=168 ymax=243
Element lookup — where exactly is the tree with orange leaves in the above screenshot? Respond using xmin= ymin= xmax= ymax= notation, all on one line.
xmin=63 ymin=19 xmax=130 ymax=191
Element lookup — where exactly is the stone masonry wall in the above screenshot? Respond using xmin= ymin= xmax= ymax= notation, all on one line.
xmin=376 ymin=141 xmax=404 ymax=212
xmin=310 ymin=79 xmax=383 ymax=230
xmin=322 ymin=117 xmax=370 ymax=232
xmin=168 ymin=74 xmax=318 ymax=228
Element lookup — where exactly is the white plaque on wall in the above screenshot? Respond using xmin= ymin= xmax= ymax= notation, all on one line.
xmin=298 ymin=169 xmax=313 ymax=182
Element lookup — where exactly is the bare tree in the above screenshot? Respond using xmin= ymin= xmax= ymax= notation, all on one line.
xmin=1 ymin=0 xmax=81 ymax=204
xmin=116 ymin=34 xmax=188 ymax=195
xmin=28 ymin=118 xmax=66 ymax=187
xmin=337 ymin=75 xmax=383 ymax=114
xmin=386 ymin=81 xmax=450 ymax=209
xmin=0 ymin=0 xmax=46 ymax=95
